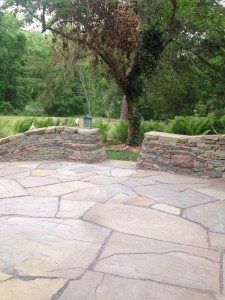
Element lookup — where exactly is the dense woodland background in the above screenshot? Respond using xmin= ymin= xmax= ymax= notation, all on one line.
xmin=0 ymin=0 xmax=225 ymax=121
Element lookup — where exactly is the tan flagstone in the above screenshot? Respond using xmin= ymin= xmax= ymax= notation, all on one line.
xmin=0 ymin=273 xmax=11 ymax=282
xmin=31 ymin=169 xmax=56 ymax=176
xmin=99 ymin=232 xmax=220 ymax=262
xmin=59 ymin=271 xmax=215 ymax=300
xmin=215 ymin=294 xmax=225 ymax=300
xmin=57 ymin=200 xmax=96 ymax=218
xmin=134 ymin=184 xmax=218 ymax=208
xmin=84 ymin=203 xmax=208 ymax=247
xmin=6 ymin=171 xmax=31 ymax=180
xmin=0 ymin=278 xmax=66 ymax=300
xmin=95 ymin=233 xmax=220 ymax=291
xmin=100 ymin=160 xmax=136 ymax=169
xmin=0 ymin=196 xmax=58 ymax=217
xmin=128 ymin=196 xmax=156 ymax=207
xmin=62 ymin=184 xmax=136 ymax=203
xmin=18 ymin=176 xmax=59 ymax=188
xmin=152 ymin=203 xmax=180 ymax=215
xmin=27 ymin=181 xmax=96 ymax=197
xmin=0 ymin=179 xmax=28 ymax=199
xmin=110 ymin=168 xmax=137 ymax=177
xmin=210 ymin=232 xmax=225 ymax=249
xmin=194 ymin=188 xmax=225 ymax=200
xmin=183 ymin=200 xmax=225 ymax=233
xmin=0 ymin=217 xmax=110 ymax=279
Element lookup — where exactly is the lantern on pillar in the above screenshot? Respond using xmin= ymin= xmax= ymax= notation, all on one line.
xmin=83 ymin=114 xmax=92 ymax=129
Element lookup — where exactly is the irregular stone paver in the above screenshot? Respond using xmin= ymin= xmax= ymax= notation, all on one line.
xmin=0 ymin=278 xmax=66 ymax=300
xmin=31 ymin=169 xmax=56 ymax=176
xmin=27 ymin=181 xmax=96 ymax=197
xmin=18 ymin=176 xmax=59 ymax=188
xmin=224 ymin=256 xmax=225 ymax=294
xmin=0 ymin=196 xmax=58 ymax=217
xmin=0 ymin=273 xmax=11 ymax=282
xmin=84 ymin=175 xmax=129 ymax=185
xmin=49 ymin=171 xmax=95 ymax=182
xmin=0 ymin=179 xmax=28 ymax=199
xmin=183 ymin=201 xmax=225 ymax=233
xmin=62 ymin=184 xmax=137 ymax=203
xmin=59 ymin=271 xmax=215 ymax=300
xmin=126 ymin=196 xmax=156 ymax=207
xmin=144 ymin=173 xmax=211 ymax=185
xmin=152 ymin=203 xmax=180 ymax=215
xmin=99 ymin=232 xmax=220 ymax=262
xmin=210 ymin=232 xmax=225 ymax=249
xmin=194 ymin=187 xmax=225 ymax=200
xmin=84 ymin=203 xmax=208 ymax=247
xmin=134 ymin=184 xmax=218 ymax=208
xmin=6 ymin=171 xmax=31 ymax=180
xmin=0 ymin=166 xmax=33 ymax=178
xmin=0 ymin=160 xmax=224 ymax=299
xmin=110 ymin=168 xmax=137 ymax=177
xmin=0 ymin=217 xmax=110 ymax=279
xmin=95 ymin=233 xmax=220 ymax=291
xmin=57 ymin=200 xmax=97 ymax=218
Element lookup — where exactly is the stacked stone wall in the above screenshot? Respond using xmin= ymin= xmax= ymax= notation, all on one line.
xmin=137 ymin=131 xmax=225 ymax=180
xmin=0 ymin=127 xmax=106 ymax=163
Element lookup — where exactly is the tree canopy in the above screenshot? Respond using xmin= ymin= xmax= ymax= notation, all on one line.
xmin=0 ymin=0 xmax=224 ymax=138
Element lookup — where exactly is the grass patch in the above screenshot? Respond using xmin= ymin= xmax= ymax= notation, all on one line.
xmin=106 ymin=150 xmax=138 ymax=162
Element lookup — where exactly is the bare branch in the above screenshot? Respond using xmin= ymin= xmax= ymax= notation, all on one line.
xmin=41 ymin=4 xmax=46 ymax=32
xmin=163 ymin=0 xmax=178 ymax=49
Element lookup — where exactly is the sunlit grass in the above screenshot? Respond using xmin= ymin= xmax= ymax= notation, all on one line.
xmin=106 ymin=150 xmax=138 ymax=162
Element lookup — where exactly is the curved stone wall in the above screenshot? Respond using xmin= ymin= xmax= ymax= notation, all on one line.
xmin=0 ymin=127 xmax=106 ymax=163
xmin=137 ymin=131 xmax=225 ymax=180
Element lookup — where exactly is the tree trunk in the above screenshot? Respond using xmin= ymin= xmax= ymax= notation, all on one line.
xmin=120 ymin=95 xmax=128 ymax=120
xmin=126 ymin=95 xmax=141 ymax=146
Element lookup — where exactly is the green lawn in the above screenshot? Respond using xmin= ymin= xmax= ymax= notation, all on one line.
xmin=106 ymin=150 xmax=138 ymax=162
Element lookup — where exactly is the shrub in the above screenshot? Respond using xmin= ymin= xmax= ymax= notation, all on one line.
xmin=14 ymin=117 xmax=63 ymax=133
xmin=24 ymin=102 xmax=45 ymax=116
xmin=0 ymin=102 xmax=14 ymax=115
xmin=114 ymin=120 xmax=129 ymax=143
xmin=138 ymin=120 xmax=166 ymax=144
xmin=171 ymin=116 xmax=216 ymax=135
xmin=93 ymin=119 xmax=110 ymax=143
xmin=14 ymin=118 xmax=34 ymax=133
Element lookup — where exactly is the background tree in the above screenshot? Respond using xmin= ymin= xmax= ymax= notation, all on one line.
xmin=0 ymin=12 xmax=27 ymax=112
xmin=3 ymin=0 xmax=177 ymax=144
xmin=137 ymin=0 xmax=225 ymax=120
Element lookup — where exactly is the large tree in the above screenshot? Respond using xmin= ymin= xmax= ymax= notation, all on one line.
xmin=3 ymin=0 xmax=177 ymax=143
xmin=0 ymin=11 xmax=27 ymax=111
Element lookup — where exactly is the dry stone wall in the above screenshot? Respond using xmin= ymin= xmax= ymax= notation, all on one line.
xmin=137 ymin=131 xmax=225 ymax=180
xmin=0 ymin=127 xmax=106 ymax=163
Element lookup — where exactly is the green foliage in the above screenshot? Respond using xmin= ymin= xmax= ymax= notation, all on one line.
xmin=114 ymin=120 xmax=129 ymax=144
xmin=1 ymin=1 xmax=225 ymax=136
xmin=24 ymin=102 xmax=46 ymax=116
xmin=138 ymin=120 xmax=166 ymax=144
xmin=106 ymin=150 xmax=138 ymax=162
xmin=127 ymin=110 xmax=142 ymax=146
xmin=13 ymin=117 xmax=78 ymax=133
xmin=14 ymin=118 xmax=34 ymax=133
xmin=171 ymin=115 xmax=225 ymax=135
xmin=0 ymin=102 xmax=14 ymax=114
xmin=0 ymin=12 xmax=27 ymax=108
xmin=93 ymin=119 xmax=110 ymax=143
xmin=138 ymin=26 xmax=163 ymax=74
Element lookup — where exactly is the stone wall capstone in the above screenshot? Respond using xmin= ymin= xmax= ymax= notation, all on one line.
xmin=0 ymin=127 xmax=106 ymax=163
xmin=137 ymin=131 xmax=225 ymax=180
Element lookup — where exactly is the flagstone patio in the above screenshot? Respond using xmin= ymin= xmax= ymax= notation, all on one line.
xmin=0 ymin=160 xmax=225 ymax=300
